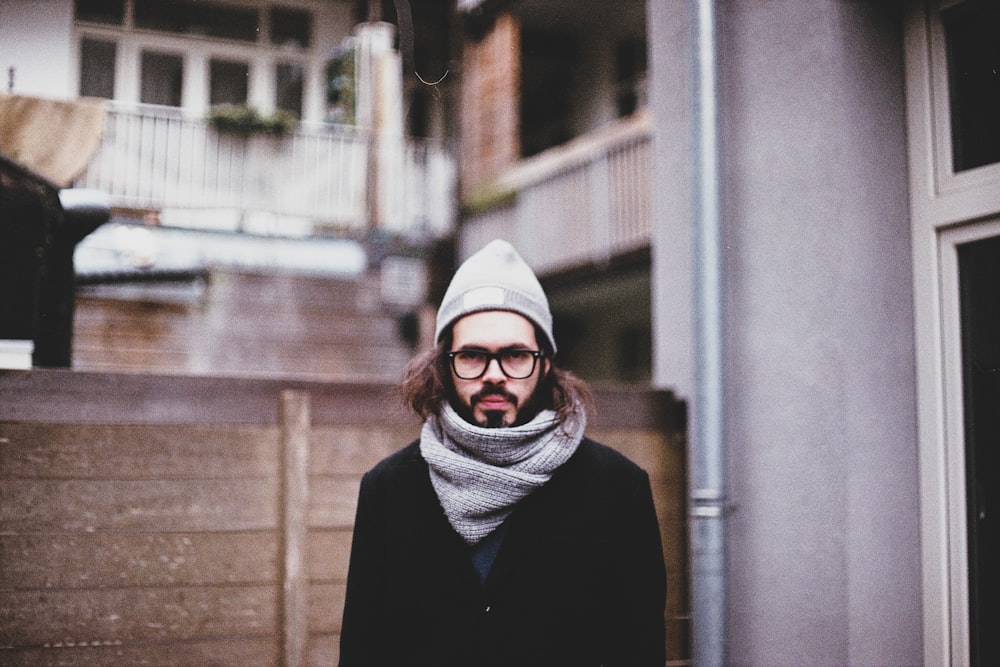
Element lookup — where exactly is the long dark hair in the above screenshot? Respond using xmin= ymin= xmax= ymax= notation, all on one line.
xmin=399 ymin=327 xmax=593 ymax=425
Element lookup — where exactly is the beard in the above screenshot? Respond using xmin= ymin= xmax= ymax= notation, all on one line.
xmin=449 ymin=384 xmax=547 ymax=428
xmin=483 ymin=411 xmax=505 ymax=428
xmin=471 ymin=386 xmax=519 ymax=428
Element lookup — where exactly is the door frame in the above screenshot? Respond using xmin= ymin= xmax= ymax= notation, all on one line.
xmin=905 ymin=1 xmax=1000 ymax=663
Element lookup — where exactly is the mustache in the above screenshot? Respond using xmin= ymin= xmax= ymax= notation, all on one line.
xmin=471 ymin=387 xmax=519 ymax=408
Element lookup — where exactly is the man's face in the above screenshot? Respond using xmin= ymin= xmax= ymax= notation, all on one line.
xmin=448 ymin=310 xmax=548 ymax=428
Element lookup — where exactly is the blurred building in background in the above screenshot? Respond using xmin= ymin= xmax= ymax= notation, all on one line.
xmin=3 ymin=0 xmax=1000 ymax=664
xmin=1 ymin=0 xmax=456 ymax=379
xmin=451 ymin=2 xmax=1000 ymax=666
xmin=454 ymin=0 xmax=653 ymax=385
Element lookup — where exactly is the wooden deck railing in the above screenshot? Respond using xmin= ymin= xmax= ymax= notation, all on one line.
xmin=460 ymin=111 xmax=653 ymax=274
xmin=74 ymin=104 xmax=454 ymax=237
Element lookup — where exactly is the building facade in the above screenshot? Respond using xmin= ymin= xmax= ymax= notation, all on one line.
xmin=456 ymin=0 xmax=999 ymax=665
xmin=1 ymin=0 xmax=458 ymax=378
xmin=1 ymin=0 xmax=456 ymax=239
xmin=455 ymin=0 xmax=654 ymax=385
xmin=4 ymin=0 xmax=999 ymax=663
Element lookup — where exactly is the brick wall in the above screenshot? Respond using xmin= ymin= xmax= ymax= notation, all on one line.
xmin=458 ymin=12 xmax=521 ymax=198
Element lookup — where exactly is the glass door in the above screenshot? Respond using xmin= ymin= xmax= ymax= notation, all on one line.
xmin=958 ymin=235 xmax=1000 ymax=666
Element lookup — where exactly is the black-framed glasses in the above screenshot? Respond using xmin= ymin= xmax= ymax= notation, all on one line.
xmin=447 ymin=349 xmax=543 ymax=380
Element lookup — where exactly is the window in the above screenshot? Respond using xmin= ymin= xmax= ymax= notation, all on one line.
xmin=135 ymin=0 xmax=190 ymax=34
xmin=270 ymin=7 xmax=312 ymax=48
xmin=74 ymin=1 xmax=319 ymax=120
xmin=958 ymin=235 xmax=1000 ymax=667
xmin=140 ymin=51 xmax=183 ymax=106
xmin=80 ymin=38 xmax=116 ymax=99
xmin=615 ymin=37 xmax=647 ymax=118
xmin=326 ymin=44 xmax=356 ymax=124
xmin=276 ymin=62 xmax=304 ymax=117
xmin=943 ymin=2 xmax=1000 ymax=172
xmin=134 ymin=0 xmax=259 ymax=43
xmin=520 ymin=29 xmax=576 ymax=157
xmin=74 ymin=0 xmax=125 ymax=25
xmin=210 ymin=59 xmax=249 ymax=106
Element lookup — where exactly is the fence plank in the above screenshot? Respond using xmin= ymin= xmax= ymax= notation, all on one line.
xmin=0 ymin=423 xmax=278 ymax=479
xmin=1 ymin=585 xmax=279 ymax=646
xmin=307 ymin=634 xmax=340 ymax=667
xmin=307 ymin=530 xmax=353 ymax=582
xmin=0 ymin=370 xmax=415 ymax=425
xmin=307 ymin=476 xmax=361 ymax=529
xmin=0 ymin=532 xmax=279 ymax=590
xmin=310 ymin=426 xmax=413 ymax=474
xmin=0 ymin=638 xmax=281 ymax=667
xmin=1 ymin=531 xmax=349 ymax=590
xmin=281 ymin=391 xmax=311 ymax=667
xmin=0 ymin=478 xmax=278 ymax=533
xmin=308 ymin=582 xmax=347 ymax=634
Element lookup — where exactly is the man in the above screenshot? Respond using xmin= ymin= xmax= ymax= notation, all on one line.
xmin=339 ymin=240 xmax=666 ymax=666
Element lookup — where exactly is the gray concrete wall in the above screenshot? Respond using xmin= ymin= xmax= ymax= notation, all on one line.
xmin=650 ymin=2 xmax=922 ymax=665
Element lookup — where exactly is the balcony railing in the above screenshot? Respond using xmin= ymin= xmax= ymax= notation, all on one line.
xmin=75 ymin=104 xmax=455 ymax=238
xmin=459 ymin=111 xmax=653 ymax=274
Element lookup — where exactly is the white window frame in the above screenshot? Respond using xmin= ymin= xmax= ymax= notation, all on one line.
xmin=73 ymin=0 xmax=320 ymax=119
xmin=926 ymin=1 xmax=1000 ymax=208
xmin=904 ymin=1 xmax=1000 ymax=664
xmin=936 ymin=218 xmax=1000 ymax=665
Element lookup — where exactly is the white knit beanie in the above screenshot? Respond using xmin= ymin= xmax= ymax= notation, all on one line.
xmin=435 ymin=240 xmax=556 ymax=355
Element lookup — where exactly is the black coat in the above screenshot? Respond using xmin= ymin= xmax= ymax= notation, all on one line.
xmin=338 ymin=438 xmax=667 ymax=667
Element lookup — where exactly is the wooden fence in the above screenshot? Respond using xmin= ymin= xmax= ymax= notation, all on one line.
xmin=0 ymin=370 xmax=689 ymax=665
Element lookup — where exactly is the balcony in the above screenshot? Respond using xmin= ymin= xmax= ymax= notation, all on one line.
xmin=75 ymin=103 xmax=455 ymax=240
xmin=459 ymin=112 xmax=652 ymax=275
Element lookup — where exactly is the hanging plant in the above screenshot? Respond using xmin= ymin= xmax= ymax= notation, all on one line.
xmin=206 ymin=104 xmax=297 ymax=137
xmin=461 ymin=184 xmax=519 ymax=217
xmin=325 ymin=41 xmax=357 ymax=125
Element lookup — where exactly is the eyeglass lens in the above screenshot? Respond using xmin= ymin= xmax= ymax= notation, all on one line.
xmin=451 ymin=350 xmax=539 ymax=379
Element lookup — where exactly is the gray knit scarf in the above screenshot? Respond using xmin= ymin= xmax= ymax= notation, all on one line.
xmin=419 ymin=401 xmax=586 ymax=545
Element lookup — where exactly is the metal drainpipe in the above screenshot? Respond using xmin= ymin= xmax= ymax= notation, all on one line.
xmin=689 ymin=0 xmax=727 ymax=666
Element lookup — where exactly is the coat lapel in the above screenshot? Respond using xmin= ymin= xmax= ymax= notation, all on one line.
xmin=482 ymin=441 xmax=588 ymax=590
xmin=399 ymin=447 xmax=484 ymax=591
